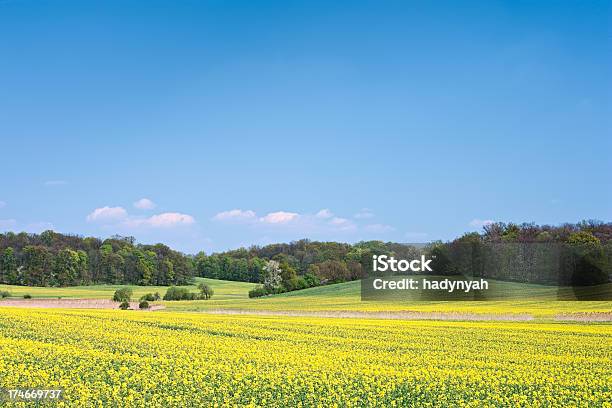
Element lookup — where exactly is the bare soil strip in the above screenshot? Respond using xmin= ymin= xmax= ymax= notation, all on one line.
xmin=555 ymin=312 xmax=612 ymax=322
xmin=209 ymin=310 xmax=612 ymax=322
xmin=0 ymin=299 xmax=165 ymax=311
xmin=206 ymin=309 xmax=535 ymax=321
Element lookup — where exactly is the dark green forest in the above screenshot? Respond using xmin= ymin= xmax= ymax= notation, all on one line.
xmin=428 ymin=221 xmax=612 ymax=287
xmin=1 ymin=220 xmax=610 ymax=290
xmin=0 ymin=231 xmax=192 ymax=287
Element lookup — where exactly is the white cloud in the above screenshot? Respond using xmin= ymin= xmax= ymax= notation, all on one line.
xmin=45 ymin=180 xmax=68 ymax=186
xmin=354 ymin=208 xmax=374 ymax=219
xmin=213 ymin=209 xmax=299 ymax=224
xmin=86 ymin=206 xmax=128 ymax=222
xmin=133 ymin=198 xmax=156 ymax=210
xmin=260 ymin=211 xmax=299 ymax=224
xmin=142 ymin=212 xmax=195 ymax=228
xmin=469 ymin=219 xmax=494 ymax=228
xmin=211 ymin=208 xmax=371 ymax=234
xmin=212 ymin=209 xmax=257 ymax=222
xmin=315 ymin=209 xmax=333 ymax=219
xmin=87 ymin=204 xmax=197 ymax=235
xmin=364 ymin=223 xmax=395 ymax=233
xmin=0 ymin=219 xmax=17 ymax=230
xmin=0 ymin=201 xmax=5 ymax=209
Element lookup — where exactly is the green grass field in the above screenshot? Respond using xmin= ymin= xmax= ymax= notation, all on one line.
xmin=1 ymin=278 xmax=610 ymax=317
xmin=0 ymin=277 xmax=255 ymax=301
xmin=163 ymin=279 xmax=612 ymax=317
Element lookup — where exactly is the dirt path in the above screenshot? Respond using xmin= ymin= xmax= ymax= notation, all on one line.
xmin=206 ymin=309 xmax=612 ymax=322
xmin=206 ymin=309 xmax=535 ymax=321
xmin=0 ymin=298 xmax=165 ymax=311
xmin=555 ymin=312 xmax=612 ymax=322
xmin=2 ymin=300 xmax=608 ymax=321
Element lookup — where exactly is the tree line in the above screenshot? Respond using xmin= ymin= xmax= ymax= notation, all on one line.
xmin=428 ymin=220 xmax=612 ymax=286
xmin=194 ymin=240 xmax=421 ymax=286
xmin=195 ymin=220 xmax=612 ymax=292
xmin=1 ymin=220 xmax=610 ymax=289
xmin=0 ymin=231 xmax=193 ymax=287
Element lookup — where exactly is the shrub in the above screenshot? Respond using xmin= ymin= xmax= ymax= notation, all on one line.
xmin=113 ymin=288 xmax=133 ymax=302
xmin=140 ymin=293 xmax=155 ymax=302
xmin=295 ymin=277 xmax=308 ymax=290
xmin=23 ymin=294 xmax=32 ymax=299
xmin=163 ymin=286 xmax=197 ymax=301
xmin=139 ymin=300 xmax=150 ymax=309
xmin=163 ymin=286 xmax=186 ymax=300
xmin=119 ymin=301 xmax=130 ymax=310
xmin=153 ymin=292 xmax=161 ymax=301
xmin=0 ymin=290 xmax=10 ymax=298
xmin=197 ymin=283 xmax=214 ymax=300
xmin=303 ymin=271 xmax=320 ymax=288
xmin=248 ymin=286 xmax=268 ymax=298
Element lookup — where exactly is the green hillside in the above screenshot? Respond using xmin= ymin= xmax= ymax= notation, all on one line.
xmin=0 ymin=277 xmax=256 ymax=301
xmin=1 ymin=277 xmax=610 ymax=317
xmin=164 ymin=278 xmax=612 ymax=317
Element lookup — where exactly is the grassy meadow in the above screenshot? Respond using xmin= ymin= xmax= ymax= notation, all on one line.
xmin=163 ymin=278 xmax=612 ymax=318
xmin=1 ymin=278 xmax=611 ymax=317
xmin=0 ymin=277 xmax=255 ymax=301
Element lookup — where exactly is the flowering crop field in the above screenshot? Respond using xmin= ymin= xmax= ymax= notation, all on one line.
xmin=0 ymin=308 xmax=610 ymax=407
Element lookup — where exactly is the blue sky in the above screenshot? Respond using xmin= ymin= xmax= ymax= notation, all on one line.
xmin=0 ymin=0 xmax=610 ymax=253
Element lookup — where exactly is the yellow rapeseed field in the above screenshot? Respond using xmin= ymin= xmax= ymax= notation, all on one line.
xmin=0 ymin=308 xmax=610 ymax=407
